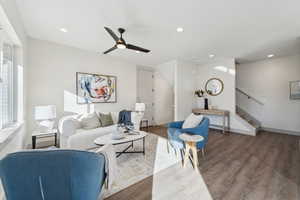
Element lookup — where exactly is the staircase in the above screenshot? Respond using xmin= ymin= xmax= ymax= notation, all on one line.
xmin=236 ymin=88 xmax=263 ymax=134
xmin=236 ymin=106 xmax=261 ymax=130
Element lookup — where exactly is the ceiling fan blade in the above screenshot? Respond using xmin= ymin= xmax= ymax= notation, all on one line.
xmin=103 ymin=46 xmax=117 ymax=54
xmin=104 ymin=27 xmax=119 ymax=42
xmin=126 ymin=44 xmax=150 ymax=53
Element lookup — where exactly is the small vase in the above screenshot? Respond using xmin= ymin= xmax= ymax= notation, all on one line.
xmin=204 ymin=98 xmax=209 ymax=110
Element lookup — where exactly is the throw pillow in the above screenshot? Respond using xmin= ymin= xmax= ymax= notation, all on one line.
xmin=71 ymin=118 xmax=82 ymax=129
xmin=182 ymin=113 xmax=203 ymax=129
xmin=72 ymin=114 xmax=83 ymax=129
xmin=79 ymin=112 xmax=101 ymax=129
xmin=99 ymin=113 xmax=114 ymax=127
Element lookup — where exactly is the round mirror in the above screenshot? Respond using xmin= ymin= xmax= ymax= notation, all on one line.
xmin=205 ymin=78 xmax=224 ymax=96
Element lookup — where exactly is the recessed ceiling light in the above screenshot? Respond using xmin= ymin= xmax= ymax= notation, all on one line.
xmin=267 ymin=54 xmax=274 ymax=58
xmin=209 ymin=54 xmax=215 ymax=58
xmin=135 ymin=50 xmax=140 ymax=53
xmin=60 ymin=28 xmax=68 ymax=33
xmin=176 ymin=27 xmax=184 ymax=32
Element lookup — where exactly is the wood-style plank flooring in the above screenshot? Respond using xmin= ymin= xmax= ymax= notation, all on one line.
xmin=106 ymin=127 xmax=300 ymax=200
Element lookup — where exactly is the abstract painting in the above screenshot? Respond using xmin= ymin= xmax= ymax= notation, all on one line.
xmin=290 ymin=80 xmax=300 ymax=100
xmin=76 ymin=72 xmax=117 ymax=103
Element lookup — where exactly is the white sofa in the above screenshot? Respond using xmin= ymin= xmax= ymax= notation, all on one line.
xmin=58 ymin=112 xmax=143 ymax=150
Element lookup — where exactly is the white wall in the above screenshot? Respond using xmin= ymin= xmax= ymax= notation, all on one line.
xmin=196 ymin=58 xmax=255 ymax=135
xmin=174 ymin=60 xmax=197 ymax=121
xmin=27 ymin=38 xmax=137 ymax=133
xmin=153 ymin=60 xmax=176 ymax=125
xmin=237 ymin=54 xmax=300 ymax=135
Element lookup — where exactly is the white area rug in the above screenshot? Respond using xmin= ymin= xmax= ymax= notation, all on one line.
xmin=102 ymin=133 xmax=181 ymax=198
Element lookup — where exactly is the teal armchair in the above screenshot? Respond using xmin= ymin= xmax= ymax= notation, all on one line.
xmin=167 ymin=117 xmax=210 ymax=155
xmin=0 ymin=150 xmax=106 ymax=200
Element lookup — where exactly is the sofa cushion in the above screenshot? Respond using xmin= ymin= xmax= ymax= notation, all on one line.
xmin=97 ymin=111 xmax=142 ymax=130
xmin=68 ymin=125 xmax=117 ymax=149
xmin=182 ymin=113 xmax=203 ymax=129
xmin=99 ymin=113 xmax=114 ymax=127
xmin=72 ymin=114 xmax=83 ymax=129
xmin=79 ymin=112 xmax=101 ymax=130
xmin=97 ymin=112 xmax=119 ymax=124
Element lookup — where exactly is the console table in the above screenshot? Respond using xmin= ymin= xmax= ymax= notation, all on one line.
xmin=192 ymin=108 xmax=230 ymax=134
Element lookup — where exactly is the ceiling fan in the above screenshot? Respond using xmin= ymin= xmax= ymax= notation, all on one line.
xmin=103 ymin=27 xmax=150 ymax=54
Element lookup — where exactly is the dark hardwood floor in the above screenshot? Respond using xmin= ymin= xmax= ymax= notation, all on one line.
xmin=106 ymin=126 xmax=300 ymax=200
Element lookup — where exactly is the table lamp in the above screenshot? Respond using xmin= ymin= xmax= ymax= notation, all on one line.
xmin=35 ymin=105 xmax=56 ymax=132
xmin=135 ymin=103 xmax=145 ymax=113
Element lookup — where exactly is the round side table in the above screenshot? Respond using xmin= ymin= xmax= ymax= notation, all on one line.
xmin=179 ymin=133 xmax=204 ymax=170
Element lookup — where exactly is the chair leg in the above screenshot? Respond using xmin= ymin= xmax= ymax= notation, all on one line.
xmin=183 ymin=144 xmax=191 ymax=167
xmin=180 ymin=149 xmax=184 ymax=166
xmin=174 ymin=148 xmax=178 ymax=156
xmin=191 ymin=144 xmax=199 ymax=170
xmin=202 ymin=148 xmax=205 ymax=158
xmin=166 ymin=140 xmax=170 ymax=154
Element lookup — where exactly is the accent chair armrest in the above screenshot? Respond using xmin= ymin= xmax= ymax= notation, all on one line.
xmin=168 ymin=121 xmax=184 ymax=129
xmin=180 ymin=118 xmax=210 ymax=139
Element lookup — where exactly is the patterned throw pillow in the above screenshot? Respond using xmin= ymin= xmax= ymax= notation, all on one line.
xmin=99 ymin=113 xmax=114 ymax=127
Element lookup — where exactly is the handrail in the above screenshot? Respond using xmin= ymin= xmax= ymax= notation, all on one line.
xmin=236 ymin=88 xmax=264 ymax=105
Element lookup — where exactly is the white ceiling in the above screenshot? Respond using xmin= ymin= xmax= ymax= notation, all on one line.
xmin=16 ymin=0 xmax=300 ymax=66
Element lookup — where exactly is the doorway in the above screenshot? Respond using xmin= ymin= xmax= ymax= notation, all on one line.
xmin=137 ymin=67 xmax=154 ymax=126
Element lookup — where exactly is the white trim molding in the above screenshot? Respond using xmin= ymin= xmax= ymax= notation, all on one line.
xmin=261 ymin=127 xmax=300 ymax=136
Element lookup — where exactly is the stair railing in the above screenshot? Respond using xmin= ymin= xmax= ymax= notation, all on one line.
xmin=236 ymin=88 xmax=264 ymax=106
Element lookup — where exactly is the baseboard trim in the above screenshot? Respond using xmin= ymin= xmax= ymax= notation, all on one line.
xmin=209 ymin=125 xmax=256 ymax=136
xmin=261 ymin=127 xmax=300 ymax=136
xmin=152 ymin=123 xmax=168 ymax=128
xmin=230 ymin=128 xmax=256 ymax=136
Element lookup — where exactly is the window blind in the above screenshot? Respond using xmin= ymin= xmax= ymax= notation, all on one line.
xmin=0 ymin=43 xmax=14 ymax=129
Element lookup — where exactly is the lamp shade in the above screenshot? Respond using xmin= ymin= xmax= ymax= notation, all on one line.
xmin=135 ymin=103 xmax=145 ymax=112
xmin=35 ymin=105 xmax=56 ymax=120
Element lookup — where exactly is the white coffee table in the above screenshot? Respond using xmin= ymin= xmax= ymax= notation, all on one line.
xmin=94 ymin=131 xmax=147 ymax=157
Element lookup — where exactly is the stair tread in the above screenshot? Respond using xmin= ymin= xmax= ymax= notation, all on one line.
xmin=236 ymin=112 xmax=260 ymax=129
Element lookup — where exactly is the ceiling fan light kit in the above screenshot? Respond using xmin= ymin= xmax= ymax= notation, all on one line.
xmin=117 ymin=43 xmax=126 ymax=49
xmin=103 ymin=27 xmax=150 ymax=54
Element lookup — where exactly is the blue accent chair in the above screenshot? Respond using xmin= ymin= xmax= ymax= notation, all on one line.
xmin=167 ymin=117 xmax=210 ymax=156
xmin=0 ymin=150 xmax=106 ymax=200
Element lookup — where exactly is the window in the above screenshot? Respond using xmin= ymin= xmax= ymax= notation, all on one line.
xmin=0 ymin=39 xmax=15 ymax=129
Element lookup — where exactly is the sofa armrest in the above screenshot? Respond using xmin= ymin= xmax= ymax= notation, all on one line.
xmin=58 ymin=116 xmax=77 ymax=137
xmin=168 ymin=121 xmax=184 ymax=129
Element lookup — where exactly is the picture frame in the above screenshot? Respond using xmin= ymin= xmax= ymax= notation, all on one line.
xmin=290 ymin=80 xmax=300 ymax=100
xmin=76 ymin=72 xmax=117 ymax=104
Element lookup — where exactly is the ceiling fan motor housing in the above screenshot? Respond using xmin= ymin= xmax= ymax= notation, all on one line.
xmin=118 ymin=28 xmax=125 ymax=34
